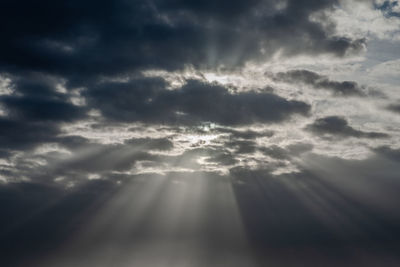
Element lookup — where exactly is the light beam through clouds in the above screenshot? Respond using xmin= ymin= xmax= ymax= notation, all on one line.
xmin=1 ymin=0 xmax=400 ymax=266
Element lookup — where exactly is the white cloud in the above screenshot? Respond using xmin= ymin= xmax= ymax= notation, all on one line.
xmin=323 ymin=0 xmax=400 ymax=41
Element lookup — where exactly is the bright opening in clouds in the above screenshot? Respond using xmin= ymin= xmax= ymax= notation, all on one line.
xmin=1 ymin=1 xmax=400 ymax=266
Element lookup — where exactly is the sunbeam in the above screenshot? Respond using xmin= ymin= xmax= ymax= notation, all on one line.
xmin=1 ymin=0 xmax=400 ymax=266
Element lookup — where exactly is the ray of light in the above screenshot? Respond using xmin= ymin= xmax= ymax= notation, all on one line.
xmin=35 ymin=150 xmax=255 ymax=267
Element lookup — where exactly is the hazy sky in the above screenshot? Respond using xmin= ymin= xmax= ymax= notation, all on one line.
xmin=1 ymin=0 xmax=400 ymax=266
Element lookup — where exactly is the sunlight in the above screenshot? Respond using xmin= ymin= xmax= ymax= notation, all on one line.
xmin=38 ymin=162 xmax=254 ymax=267
xmin=203 ymin=72 xmax=230 ymax=85
xmin=186 ymin=134 xmax=219 ymax=145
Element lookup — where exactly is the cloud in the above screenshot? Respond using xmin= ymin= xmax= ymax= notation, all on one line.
xmin=85 ymin=78 xmax=311 ymax=125
xmin=374 ymin=146 xmax=400 ymax=162
xmin=0 ymin=0 xmax=365 ymax=81
xmin=1 ymin=96 xmax=85 ymax=122
xmin=0 ymin=73 xmax=87 ymax=122
xmin=274 ymin=69 xmax=366 ymax=96
xmin=306 ymin=116 xmax=389 ymax=138
xmin=375 ymin=0 xmax=400 ymax=18
xmin=0 ymin=1 xmax=399 ymax=266
xmin=0 ymin=118 xmax=60 ymax=150
xmin=205 ymin=151 xmax=238 ymax=166
xmin=216 ymin=127 xmax=274 ymax=140
xmin=48 ymin=138 xmax=173 ymax=175
xmin=387 ymin=103 xmax=400 ymax=113
xmin=259 ymin=142 xmax=314 ymax=160
xmin=327 ymin=0 xmax=400 ymax=41
xmin=0 ymin=74 xmax=87 ymax=152
xmin=225 ymin=140 xmax=257 ymax=154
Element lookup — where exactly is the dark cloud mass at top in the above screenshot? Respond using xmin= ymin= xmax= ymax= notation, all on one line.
xmin=1 ymin=0 xmax=400 ymax=266
xmin=0 ymin=0 xmax=364 ymax=78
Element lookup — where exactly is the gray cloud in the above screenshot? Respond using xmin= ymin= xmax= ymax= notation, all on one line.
xmin=0 ymin=118 xmax=60 ymax=150
xmin=0 ymin=74 xmax=87 ymax=152
xmin=216 ymin=127 xmax=274 ymax=140
xmin=0 ymin=0 xmax=364 ymax=82
xmin=260 ymin=143 xmax=314 ymax=159
xmin=260 ymin=145 xmax=292 ymax=159
xmin=85 ymin=78 xmax=311 ymax=125
xmin=387 ymin=103 xmax=400 ymax=113
xmin=306 ymin=116 xmax=389 ymax=139
xmin=273 ymin=69 xmax=366 ymax=96
xmin=226 ymin=140 xmax=257 ymax=154
xmin=206 ymin=151 xmax=238 ymax=166
xmin=374 ymin=146 xmax=400 ymax=162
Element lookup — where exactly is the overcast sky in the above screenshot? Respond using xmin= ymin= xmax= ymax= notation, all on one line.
xmin=1 ymin=0 xmax=400 ymax=266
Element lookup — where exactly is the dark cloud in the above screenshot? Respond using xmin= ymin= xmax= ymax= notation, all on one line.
xmin=375 ymin=0 xmax=400 ymax=18
xmin=260 ymin=145 xmax=292 ymax=159
xmin=124 ymin=137 xmax=174 ymax=151
xmin=387 ymin=103 xmax=400 ymax=113
xmin=0 ymin=118 xmax=60 ymax=150
xmin=374 ymin=146 xmax=400 ymax=162
xmin=0 ymin=0 xmax=364 ymax=81
xmin=286 ymin=142 xmax=314 ymax=155
xmin=86 ymin=79 xmax=310 ymax=125
xmin=0 ymin=74 xmax=87 ymax=153
xmin=205 ymin=151 xmax=238 ymax=166
xmin=56 ymin=135 xmax=93 ymax=150
xmin=1 ymin=96 xmax=85 ymax=122
xmin=0 ymin=73 xmax=86 ymax=122
xmin=306 ymin=116 xmax=389 ymax=139
xmin=259 ymin=142 xmax=313 ymax=159
xmin=226 ymin=140 xmax=257 ymax=154
xmin=273 ymin=69 xmax=366 ymax=96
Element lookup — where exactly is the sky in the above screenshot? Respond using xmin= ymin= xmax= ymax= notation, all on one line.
xmin=1 ymin=0 xmax=400 ymax=266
